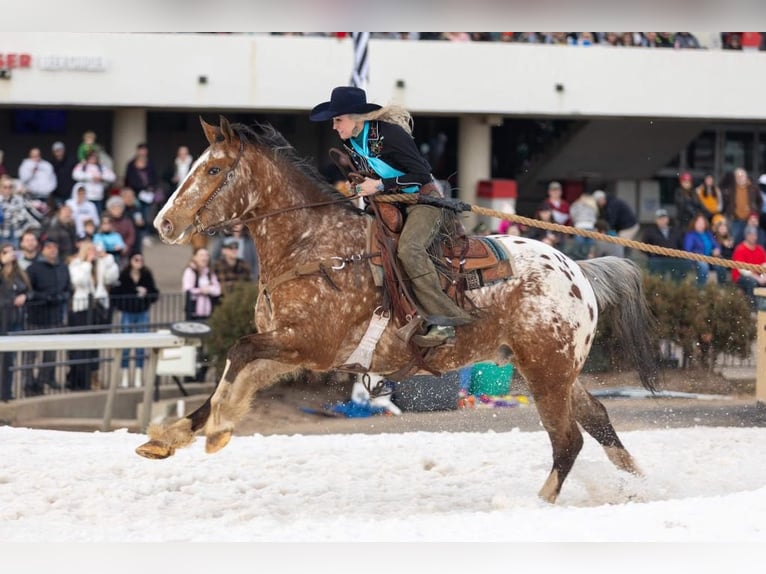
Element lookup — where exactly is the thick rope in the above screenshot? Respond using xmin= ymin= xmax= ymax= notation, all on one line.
xmin=374 ymin=193 xmax=766 ymax=274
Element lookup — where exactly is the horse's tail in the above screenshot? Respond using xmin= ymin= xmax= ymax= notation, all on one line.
xmin=577 ymin=256 xmax=661 ymax=392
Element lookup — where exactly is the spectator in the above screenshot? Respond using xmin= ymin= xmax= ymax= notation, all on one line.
xmin=50 ymin=141 xmax=76 ymax=211
xmin=25 ymin=238 xmax=70 ymax=395
xmin=66 ymin=184 xmax=100 ymax=237
xmin=712 ymin=216 xmax=736 ymax=284
xmin=695 ymin=173 xmax=724 ymax=223
xmin=93 ymin=213 xmax=127 ymax=266
xmin=523 ymin=202 xmax=562 ymax=248
xmin=731 ymin=225 xmax=766 ymax=308
xmin=76 ymin=130 xmax=100 ymax=162
xmin=655 ymin=33 xmax=676 ymax=47
xmin=182 ymin=247 xmax=221 ymax=382
xmin=601 ymin=32 xmax=620 ymax=46
xmin=722 ymin=167 xmax=763 ymax=241
xmin=757 ymin=174 xmax=766 ymax=232
xmin=675 ymin=32 xmax=701 ymax=49
xmin=674 ymin=171 xmax=704 ymax=229
xmin=589 ymin=219 xmax=625 ymax=258
xmin=72 ymin=149 xmax=116 ymax=214
xmin=592 ymin=190 xmax=640 ymax=240
xmin=82 ymin=219 xmax=97 ymax=241
xmin=119 ymin=187 xmax=147 ymax=253
xmin=568 ymin=191 xmax=599 ymax=259
xmin=619 ymin=32 xmax=638 ymax=46
xmin=182 ymin=247 xmax=222 ymax=321
xmin=683 ymin=213 xmax=721 ymax=287
xmin=16 ymin=229 xmax=39 ymax=271
xmin=105 ymin=195 xmax=136 ymax=263
xmin=0 ymin=243 xmax=31 ymax=401
xmin=42 ymin=203 xmax=77 ymax=263
xmin=164 ymin=145 xmax=194 ymax=190
xmin=541 ymin=181 xmax=572 ymax=226
xmin=733 ymin=211 xmax=766 ymax=248
xmin=0 ymin=149 xmax=7 ymax=177
xmin=722 ymin=33 xmax=743 ymax=50
xmin=124 ymin=143 xmax=159 ymax=227
xmin=442 ymin=32 xmax=471 ymax=41
xmin=17 ymin=147 xmax=57 ymax=206
xmin=641 ymin=208 xmax=690 ymax=282
xmin=213 ymin=237 xmax=253 ymax=297
xmin=110 ymin=252 xmax=159 ymax=388
xmin=0 ymin=175 xmax=42 ymax=249
xmin=209 ymin=222 xmax=259 ymax=281
xmin=66 ymin=237 xmax=119 ymax=391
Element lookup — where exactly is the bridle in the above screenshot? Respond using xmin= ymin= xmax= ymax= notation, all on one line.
xmin=191 ymin=138 xmax=363 ymax=235
xmin=192 ymin=138 xmax=245 ymax=234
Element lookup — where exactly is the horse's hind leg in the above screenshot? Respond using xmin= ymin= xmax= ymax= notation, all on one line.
xmin=571 ymin=379 xmax=641 ymax=475
xmin=519 ymin=365 xmax=584 ymax=504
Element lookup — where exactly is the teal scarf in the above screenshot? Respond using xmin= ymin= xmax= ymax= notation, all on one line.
xmin=350 ymin=122 xmax=418 ymax=193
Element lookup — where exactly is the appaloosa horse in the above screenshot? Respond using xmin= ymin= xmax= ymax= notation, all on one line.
xmin=139 ymin=116 xmax=660 ymax=503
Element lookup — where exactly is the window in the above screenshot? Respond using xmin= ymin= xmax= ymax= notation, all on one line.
xmin=12 ymin=109 xmax=67 ymax=134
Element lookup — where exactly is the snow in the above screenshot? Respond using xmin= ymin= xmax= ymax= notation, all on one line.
xmin=1 ymin=424 xmax=765 ymax=547
xmin=0 ymin=427 xmax=766 ymax=574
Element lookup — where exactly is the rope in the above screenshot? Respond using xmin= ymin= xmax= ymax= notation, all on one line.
xmin=374 ymin=193 xmax=766 ymax=275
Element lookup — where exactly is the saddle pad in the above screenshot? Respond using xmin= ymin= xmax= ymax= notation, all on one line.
xmin=444 ymin=236 xmax=509 ymax=272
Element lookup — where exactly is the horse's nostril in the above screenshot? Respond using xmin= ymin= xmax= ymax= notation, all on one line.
xmin=160 ymin=218 xmax=173 ymax=236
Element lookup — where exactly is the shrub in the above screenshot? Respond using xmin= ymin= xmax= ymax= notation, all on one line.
xmin=207 ymin=281 xmax=260 ymax=375
xmin=594 ymin=273 xmax=756 ymax=371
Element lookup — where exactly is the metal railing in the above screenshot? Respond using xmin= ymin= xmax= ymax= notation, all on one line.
xmin=0 ymin=291 xmax=207 ymax=402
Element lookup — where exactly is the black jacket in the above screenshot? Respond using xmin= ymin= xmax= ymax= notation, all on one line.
xmin=110 ymin=267 xmax=159 ymax=314
xmin=51 ymin=155 xmax=76 ymax=203
xmin=26 ymin=258 xmax=71 ymax=326
xmin=343 ymin=120 xmax=433 ymax=191
xmin=602 ymin=196 xmax=638 ymax=232
xmin=642 ymin=224 xmax=685 ymax=258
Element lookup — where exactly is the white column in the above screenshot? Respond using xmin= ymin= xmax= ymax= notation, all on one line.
xmin=457 ymin=116 xmax=492 ymax=231
xmin=112 ymin=108 xmax=147 ymax=184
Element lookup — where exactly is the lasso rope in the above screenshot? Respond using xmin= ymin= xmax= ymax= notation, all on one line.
xmin=374 ymin=193 xmax=766 ymax=275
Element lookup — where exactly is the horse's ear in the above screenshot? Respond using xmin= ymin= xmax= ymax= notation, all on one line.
xmin=200 ymin=116 xmax=220 ymax=146
xmin=219 ymin=115 xmax=238 ymax=146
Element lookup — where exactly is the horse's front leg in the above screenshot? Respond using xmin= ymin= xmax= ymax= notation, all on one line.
xmin=136 ymin=332 xmax=300 ymax=459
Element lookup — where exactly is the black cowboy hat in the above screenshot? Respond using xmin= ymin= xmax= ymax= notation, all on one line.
xmin=309 ymin=86 xmax=382 ymax=122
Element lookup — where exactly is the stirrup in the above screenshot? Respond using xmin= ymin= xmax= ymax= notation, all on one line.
xmin=396 ymin=315 xmax=425 ymax=344
xmin=411 ymin=325 xmax=456 ymax=348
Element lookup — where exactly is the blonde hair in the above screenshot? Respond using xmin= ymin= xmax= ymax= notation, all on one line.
xmin=353 ymin=104 xmax=414 ymax=136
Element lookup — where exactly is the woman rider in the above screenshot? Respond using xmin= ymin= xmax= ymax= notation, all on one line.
xmin=309 ymin=86 xmax=474 ymax=347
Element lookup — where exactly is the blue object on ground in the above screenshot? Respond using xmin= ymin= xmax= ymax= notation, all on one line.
xmin=325 ymin=400 xmax=388 ymax=418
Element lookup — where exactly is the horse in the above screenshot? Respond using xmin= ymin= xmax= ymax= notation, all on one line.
xmin=140 ymin=115 xmax=660 ymax=503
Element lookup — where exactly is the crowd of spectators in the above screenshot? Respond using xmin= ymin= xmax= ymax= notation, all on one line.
xmin=268 ymin=32 xmax=766 ymax=51
xmin=504 ymin=168 xmax=766 ymax=307
xmin=0 ymin=130 xmax=264 ymax=400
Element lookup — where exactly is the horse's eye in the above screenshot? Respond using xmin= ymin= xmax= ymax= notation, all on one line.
xmin=208 ymin=167 xmax=221 ymax=176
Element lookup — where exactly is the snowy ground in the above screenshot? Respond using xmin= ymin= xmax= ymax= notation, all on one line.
xmin=1 ymin=425 xmax=765 ymax=545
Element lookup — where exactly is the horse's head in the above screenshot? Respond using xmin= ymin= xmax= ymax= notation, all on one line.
xmin=154 ymin=115 xmax=246 ymax=244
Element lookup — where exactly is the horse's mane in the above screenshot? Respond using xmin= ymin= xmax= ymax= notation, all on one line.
xmin=230 ymin=121 xmax=363 ymax=215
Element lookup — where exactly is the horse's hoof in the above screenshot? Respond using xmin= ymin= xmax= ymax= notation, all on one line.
xmin=135 ymin=440 xmax=175 ymax=459
xmin=205 ymin=430 xmax=232 ymax=454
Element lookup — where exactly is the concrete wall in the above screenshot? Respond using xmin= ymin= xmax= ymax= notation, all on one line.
xmin=2 ymin=33 xmax=766 ymax=120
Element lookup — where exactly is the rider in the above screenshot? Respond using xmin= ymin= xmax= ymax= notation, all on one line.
xmin=309 ymin=86 xmax=474 ymax=347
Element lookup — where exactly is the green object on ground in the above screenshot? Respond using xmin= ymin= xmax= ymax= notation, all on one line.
xmin=470 ymin=362 xmax=513 ymax=396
